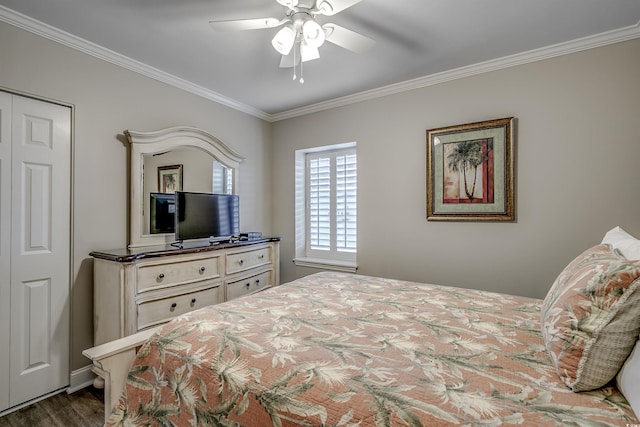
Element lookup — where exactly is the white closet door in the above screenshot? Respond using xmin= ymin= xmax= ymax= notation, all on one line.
xmin=9 ymin=95 xmax=71 ymax=406
xmin=0 ymin=90 xmax=12 ymax=411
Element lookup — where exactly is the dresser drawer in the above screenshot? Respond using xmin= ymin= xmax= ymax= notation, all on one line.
xmin=137 ymin=284 xmax=221 ymax=330
xmin=226 ymin=270 xmax=273 ymax=301
xmin=226 ymin=246 xmax=272 ymax=275
xmin=137 ymin=255 xmax=221 ymax=293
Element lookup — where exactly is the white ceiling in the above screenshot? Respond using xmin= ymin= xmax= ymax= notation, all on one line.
xmin=1 ymin=0 xmax=640 ymax=121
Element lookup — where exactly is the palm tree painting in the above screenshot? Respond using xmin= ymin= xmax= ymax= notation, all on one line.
xmin=158 ymin=164 xmax=183 ymax=193
xmin=443 ymin=139 xmax=493 ymax=203
xmin=427 ymin=117 xmax=514 ymax=221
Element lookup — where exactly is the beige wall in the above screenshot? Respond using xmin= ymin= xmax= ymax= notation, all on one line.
xmin=272 ymin=38 xmax=640 ymax=299
xmin=0 ymin=21 xmax=273 ymax=371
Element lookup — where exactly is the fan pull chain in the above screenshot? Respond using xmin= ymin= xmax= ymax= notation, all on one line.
xmin=292 ymin=40 xmax=297 ymax=81
xmin=290 ymin=40 xmax=304 ymax=84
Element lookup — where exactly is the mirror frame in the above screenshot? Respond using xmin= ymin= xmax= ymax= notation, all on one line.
xmin=125 ymin=126 xmax=245 ymax=248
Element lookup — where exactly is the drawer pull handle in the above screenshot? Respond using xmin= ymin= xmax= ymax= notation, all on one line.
xmin=199 ymin=266 xmax=206 ymax=273
xmin=258 ymin=254 xmax=265 ymax=260
xmin=255 ymin=279 xmax=260 ymax=286
xmin=158 ymin=273 xmax=165 ymax=280
xmin=170 ymin=302 xmax=177 ymax=311
xmin=191 ymin=298 xmax=196 ymax=307
xmin=245 ymin=282 xmax=251 ymax=289
xmin=239 ymin=259 xmax=244 ymax=266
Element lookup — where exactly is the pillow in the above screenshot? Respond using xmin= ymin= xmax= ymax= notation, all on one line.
xmin=541 ymin=244 xmax=640 ymax=391
xmin=617 ymin=337 xmax=640 ymax=419
xmin=601 ymin=226 xmax=640 ymax=260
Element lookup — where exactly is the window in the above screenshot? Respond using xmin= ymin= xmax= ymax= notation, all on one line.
xmin=294 ymin=143 xmax=357 ymax=272
xmin=212 ymin=161 xmax=233 ymax=194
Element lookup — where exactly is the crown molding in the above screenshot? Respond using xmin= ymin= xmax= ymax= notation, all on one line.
xmin=1 ymin=6 xmax=638 ymax=123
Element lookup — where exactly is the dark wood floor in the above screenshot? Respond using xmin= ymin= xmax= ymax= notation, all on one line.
xmin=0 ymin=387 xmax=104 ymax=427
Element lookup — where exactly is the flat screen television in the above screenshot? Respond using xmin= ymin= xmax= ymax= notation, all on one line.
xmin=149 ymin=192 xmax=175 ymax=234
xmin=174 ymin=191 xmax=240 ymax=242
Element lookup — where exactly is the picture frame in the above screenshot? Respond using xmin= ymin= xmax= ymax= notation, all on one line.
xmin=426 ymin=117 xmax=515 ymax=221
xmin=157 ymin=164 xmax=183 ymax=193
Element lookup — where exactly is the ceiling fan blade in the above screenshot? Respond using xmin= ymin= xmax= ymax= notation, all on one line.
xmin=209 ymin=17 xmax=283 ymax=31
xmin=316 ymin=0 xmax=364 ymax=16
xmin=323 ymin=23 xmax=374 ymax=54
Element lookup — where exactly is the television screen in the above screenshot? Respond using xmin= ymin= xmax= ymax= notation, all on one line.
xmin=150 ymin=192 xmax=175 ymax=234
xmin=175 ymin=191 xmax=240 ymax=242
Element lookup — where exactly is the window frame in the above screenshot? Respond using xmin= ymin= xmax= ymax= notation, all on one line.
xmin=294 ymin=142 xmax=358 ymax=272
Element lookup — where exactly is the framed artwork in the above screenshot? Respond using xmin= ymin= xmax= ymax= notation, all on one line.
xmin=426 ymin=117 xmax=515 ymax=221
xmin=158 ymin=164 xmax=183 ymax=193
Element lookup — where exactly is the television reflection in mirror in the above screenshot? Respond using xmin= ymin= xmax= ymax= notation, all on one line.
xmin=150 ymin=192 xmax=176 ymax=234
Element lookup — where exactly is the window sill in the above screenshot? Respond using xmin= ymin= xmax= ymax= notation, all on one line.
xmin=293 ymin=257 xmax=358 ymax=273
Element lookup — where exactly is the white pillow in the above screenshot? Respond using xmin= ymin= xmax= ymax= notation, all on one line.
xmin=601 ymin=226 xmax=640 ymax=260
xmin=617 ymin=337 xmax=640 ymax=419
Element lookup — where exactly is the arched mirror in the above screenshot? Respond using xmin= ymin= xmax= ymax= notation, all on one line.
xmin=126 ymin=126 xmax=244 ymax=248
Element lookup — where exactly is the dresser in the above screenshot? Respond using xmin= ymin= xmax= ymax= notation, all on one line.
xmin=90 ymin=238 xmax=280 ymax=346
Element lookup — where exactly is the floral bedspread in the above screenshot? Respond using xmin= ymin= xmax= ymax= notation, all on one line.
xmin=106 ymin=272 xmax=637 ymax=426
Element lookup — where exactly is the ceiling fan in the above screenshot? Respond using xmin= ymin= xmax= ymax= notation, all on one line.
xmin=209 ymin=0 xmax=374 ymax=82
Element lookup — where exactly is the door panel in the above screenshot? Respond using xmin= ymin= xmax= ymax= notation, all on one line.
xmin=22 ymin=162 xmax=52 ymax=252
xmin=20 ymin=279 xmax=51 ymax=369
xmin=9 ymin=95 xmax=70 ymax=407
xmin=0 ymin=90 xmax=12 ymax=411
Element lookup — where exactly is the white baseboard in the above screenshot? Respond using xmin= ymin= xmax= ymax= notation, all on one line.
xmin=67 ymin=365 xmax=96 ymax=393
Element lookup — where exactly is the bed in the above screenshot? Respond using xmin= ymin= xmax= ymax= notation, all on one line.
xmin=100 ymin=228 xmax=640 ymax=426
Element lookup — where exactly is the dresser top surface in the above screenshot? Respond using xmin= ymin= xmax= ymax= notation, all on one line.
xmin=90 ymin=237 xmax=280 ymax=263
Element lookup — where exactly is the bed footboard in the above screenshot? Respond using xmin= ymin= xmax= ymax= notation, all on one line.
xmin=82 ymin=326 xmax=162 ymax=422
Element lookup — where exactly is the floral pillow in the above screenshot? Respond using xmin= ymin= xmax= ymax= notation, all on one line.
xmin=541 ymin=244 xmax=640 ymax=391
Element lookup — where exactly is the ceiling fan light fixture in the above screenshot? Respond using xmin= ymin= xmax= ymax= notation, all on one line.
xmin=302 ymin=19 xmax=325 ymax=48
xmin=272 ymin=25 xmax=296 ymax=55
xmin=276 ymin=0 xmax=299 ymax=7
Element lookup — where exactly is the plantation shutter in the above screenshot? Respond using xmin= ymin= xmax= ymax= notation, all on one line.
xmin=306 ymin=148 xmax=357 ymax=259
xmin=212 ymin=161 xmax=234 ymax=194
xmin=309 ymin=156 xmax=331 ymax=250
xmin=336 ymin=152 xmax=357 ymax=252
